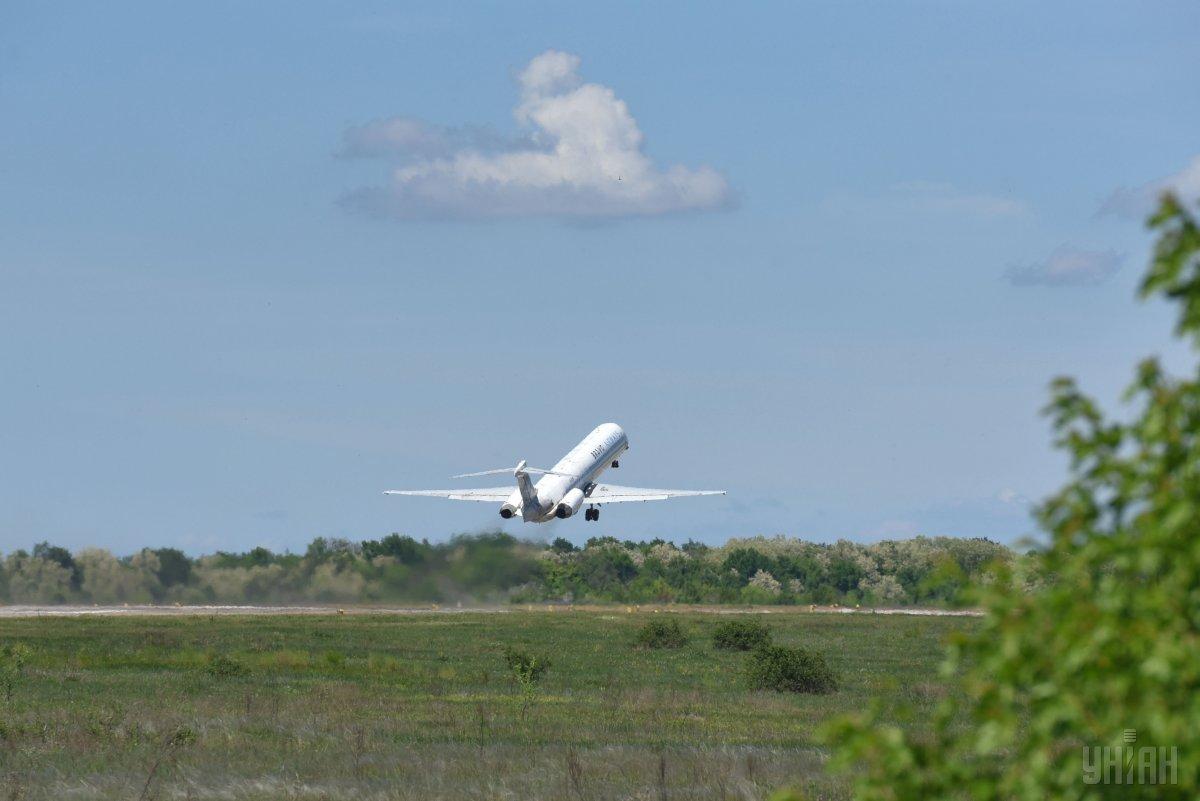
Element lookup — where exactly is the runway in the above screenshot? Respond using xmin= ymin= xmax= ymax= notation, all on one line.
xmin=0 ymin=603 xmax=982 ymax=618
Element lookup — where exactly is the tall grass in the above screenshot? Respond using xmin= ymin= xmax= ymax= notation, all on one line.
xmin=0 ymin=610 xmax=971 ymax=799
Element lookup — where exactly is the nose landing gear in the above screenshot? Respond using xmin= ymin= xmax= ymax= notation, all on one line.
xmin=585 ymin=506 xmax=600 ymax=521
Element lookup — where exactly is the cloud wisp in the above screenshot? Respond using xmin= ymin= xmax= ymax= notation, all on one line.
xmin=339 ymin=117 xmax=536 ymax=161
xmin=1004 ymin=245 xmax=1123 ymax=287
xmin=340 ymin=50 xmax=732 ymax=221
xmin=819 ymin=181 xmax=1027 ymax=224
xmin=1100 ymin=154 xmax=1200 ymax=219
xmin=887 ymin=181 xmax=1027 ymax=220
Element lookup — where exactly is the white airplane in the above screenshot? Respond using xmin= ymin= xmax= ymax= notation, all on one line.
xmin=385 ymin=423 xmax=724 ymax=522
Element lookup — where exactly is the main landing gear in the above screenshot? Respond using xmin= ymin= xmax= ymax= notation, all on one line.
xmin=611 ymin=460 xmax=619 ymax=468
xmin=585 ymin=506 xmax=600 ymax=522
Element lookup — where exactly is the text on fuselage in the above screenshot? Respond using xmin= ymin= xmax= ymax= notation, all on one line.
xmin=590 ymin=433 xmax=621 ymax=461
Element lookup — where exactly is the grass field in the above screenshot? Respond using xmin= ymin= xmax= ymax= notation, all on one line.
xmin=0 ymin=609 xmax=974 ymax=800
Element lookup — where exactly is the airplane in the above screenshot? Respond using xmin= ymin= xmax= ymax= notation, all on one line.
xmin=384 ymin=423 xmax=724 ymax=522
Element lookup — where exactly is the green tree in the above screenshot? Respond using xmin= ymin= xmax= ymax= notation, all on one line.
xmin=362 ymin=533 xmax=428 ymax=565
xmin=914 ymin=554 xmax=967 ymax=605
xmin=828 ymin=556 xmax=864 ymax=595
xmin=825 ymin=195 xmax=1200 ymax=799
xmin=576 ymin=545 xmax=638 ymax=595
xmin=32 ymin=542 xmax=81 ymax=589
xmin=722 ymin=547 xmax=775 ymax=582
xmin=447 ymin=532 xmax=536 ymax=593
xmin=152 ymin=547 xmax=192 ymax=588
xmin=4 ymin=551 xmax=74 ymax=603
xmin=549 ymin=537 xmax=577 ymax=554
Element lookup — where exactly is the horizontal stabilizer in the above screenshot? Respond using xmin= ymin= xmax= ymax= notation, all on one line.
xmin=585 ymin=484 xmax=725 ymax=504
xmin=452 ymin=460 xmax=568 ymax=479
xmin=383 ymin=488 xmax=514 ymax=502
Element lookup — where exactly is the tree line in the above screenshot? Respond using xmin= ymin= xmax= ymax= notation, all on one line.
xmin=0 ymin=533 xmax=1018 ymax=607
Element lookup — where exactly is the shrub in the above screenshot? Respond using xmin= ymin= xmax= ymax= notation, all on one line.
xmin=825 ymin=195 xmax=1200 ymax=799
xmin=633 ymin=619 xmax=688 ymax=649
xmin=747 ymin=645 xmax=837 ymax=694
xmin=713 ymin=619 xmax=772 ymax=651
xmin=204 ymin=653 xmax=248 ymax=678
xmin=0 ymin=643 xmax=32 ymax=702
xmin=502 ymin=645 xmax=549 ymax=683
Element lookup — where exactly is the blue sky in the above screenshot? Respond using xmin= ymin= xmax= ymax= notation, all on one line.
xmin=2 ymin=1 xmax=1198 ymax=554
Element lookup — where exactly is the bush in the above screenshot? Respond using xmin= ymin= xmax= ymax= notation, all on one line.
xmin=826 ymin=195 xmax=1200 ymax=799
xmin=712 ymin=619 xmax=772 ymax=651
xmin=204 ymin=653 xmax=248 ymax=678
xmin=633 ymin=619 xmax=689 ymax=649
xmin=747 ymin=645 xmax=837 ymax=694
xmin=502 ymin=645 xmax=549 ymax=683
xmin=0 ymin=643 xmax=32 ymax=702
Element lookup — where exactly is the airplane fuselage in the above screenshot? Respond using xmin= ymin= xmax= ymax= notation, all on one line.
xmin=502 ymin=422 xmax=629 ymax=522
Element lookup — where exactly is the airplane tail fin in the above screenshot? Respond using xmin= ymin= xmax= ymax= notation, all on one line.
xmin=513 ymin=461 xmax=540 ymax=510
xmin=452 ymin=460 xmax=560 ymax=517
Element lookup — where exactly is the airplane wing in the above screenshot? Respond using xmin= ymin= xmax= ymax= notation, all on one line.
xmin=383 ymin=488 xmax=514 ymax=502
xmin=586 ymin=484 xmax=725 ymax=503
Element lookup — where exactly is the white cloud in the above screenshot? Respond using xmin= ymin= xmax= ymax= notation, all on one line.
xmin=340 ymin=50 xmax=732 ymax=221
xmin=996 ymin=488 xmax=1033 ymax=505
xmin=1100 ymin=155 xmax=1200 ymax=219
xmin=1004 ymin=245 xmax=1123 ymax=287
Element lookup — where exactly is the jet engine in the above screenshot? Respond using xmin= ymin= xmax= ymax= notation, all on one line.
xmin=554 ymin=488 xmax=586 ymax=519
xmin=499 ymin=504 xmax=517 ymax=519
